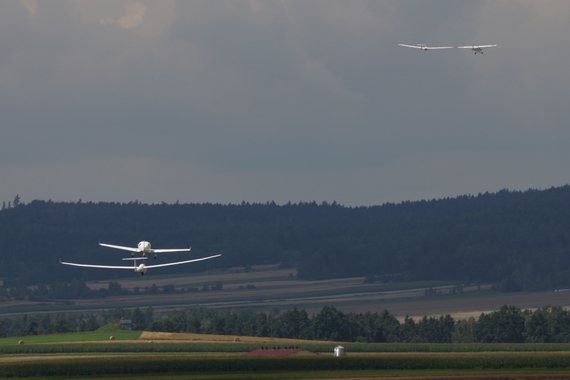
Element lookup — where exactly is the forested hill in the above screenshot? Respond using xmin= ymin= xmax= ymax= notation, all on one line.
xmin=1 ymin=186 xmax=570 ymax=290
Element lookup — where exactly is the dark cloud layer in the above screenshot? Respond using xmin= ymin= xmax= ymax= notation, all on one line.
xmin=1 ymin=1 xmax=569 ymax=205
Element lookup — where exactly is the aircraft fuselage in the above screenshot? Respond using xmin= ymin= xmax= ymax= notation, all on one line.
xmin=137 ymin=240 xmax=152 ymax=253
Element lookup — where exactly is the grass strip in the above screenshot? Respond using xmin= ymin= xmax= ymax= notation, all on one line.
xmin=0 ymin=330 xmax=141 ymax=345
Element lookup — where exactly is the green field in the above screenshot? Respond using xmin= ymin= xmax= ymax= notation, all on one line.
xmin=3 ymin=351 xmax=570 ymax=378
xmin=3 ymin=331 xmax=570 ymax=378
xmin=6 ymin=333 xmax=570 ymax=355
xmin=0 ymin=329 xmax=141 ymax=345
xmin=9 ymin=371 xmax=570 ymax=380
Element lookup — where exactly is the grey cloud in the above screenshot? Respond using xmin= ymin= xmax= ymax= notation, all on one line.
xmin=1 ymin=1 xmax=570 ymax=204
xmin=100 ymin=3 xmax=147 ymax=30
xmin=20 ymin=0 xmax=38 ymax=17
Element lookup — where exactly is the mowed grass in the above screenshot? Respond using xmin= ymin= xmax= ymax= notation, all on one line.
xmin=0 ymin=329 xmax=141 ymax=345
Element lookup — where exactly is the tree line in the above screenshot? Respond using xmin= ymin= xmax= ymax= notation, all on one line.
xmin=2 ymin=185 xmax=570 ymax=290
xmin=3 ymin=305 xmax=570 ymax=344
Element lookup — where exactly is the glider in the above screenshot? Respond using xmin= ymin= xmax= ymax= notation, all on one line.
xmin=457 ymin=44 xmax=497 ymax=54
xmin=60 ymin=253 xmax=222 ymax=276
xmin=398 ymin=43 xmax=454 ymax=51
xmin=99 ymin=240 xmax=191 ymax=257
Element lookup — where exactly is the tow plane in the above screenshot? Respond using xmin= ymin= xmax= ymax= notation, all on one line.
xmin=398 ymin=43 xmax=454 ymax=51
xmin=457 ymin=44 xmax=497 ymax=54
xmin=60 ymin=253 xmax=222 ymax=276
xmin=99 ymin=240 xmax=191 ymax=258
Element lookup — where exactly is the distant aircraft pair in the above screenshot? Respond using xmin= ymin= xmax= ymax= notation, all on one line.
xmin=60 ymin=240 xmax=222 ymax=275
xmin=398 ymin=43 xmax=497 ymax=54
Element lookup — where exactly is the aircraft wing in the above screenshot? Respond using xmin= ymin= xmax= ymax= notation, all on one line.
xmin=398 ymin=43 xmax=453 ymax=50
xmin=145 ymin=253 xmax=222 ymax=269
xmin=398 ymin=43 xmax=423 ymax=49
xmin=152 ymin=248 xmax=192 ymax=253
xmin=60 ymin=261 xmax=135 ymax=270
xmin=99 ymin=243 xmax=139 ymax=252
xmin=458 ymin=44 xmax=497 ymax=49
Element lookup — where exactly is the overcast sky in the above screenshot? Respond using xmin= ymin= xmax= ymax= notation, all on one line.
xmin=1 ymin=0 xmax=569 ymax=206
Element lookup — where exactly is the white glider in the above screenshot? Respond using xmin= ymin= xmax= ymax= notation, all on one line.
xmin=99 ymin=240 xmax=191 ymax=257
xmin=398 ymin=43 xmax=454 ymax=51
xmin=60 ymin=253 xmax=222 ymax=276
xmin=457 ymin=44 xmax=497 ymax=54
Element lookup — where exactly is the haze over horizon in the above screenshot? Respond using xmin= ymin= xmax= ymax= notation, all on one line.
xmin=2 ymin=1 xmax=569 ymax=206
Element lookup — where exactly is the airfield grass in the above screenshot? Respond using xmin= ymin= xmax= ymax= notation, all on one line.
xmin=0 ymin=329 xmax=141 ymax=345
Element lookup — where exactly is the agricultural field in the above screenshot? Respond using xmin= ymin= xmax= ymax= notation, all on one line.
xmin=6 ymin=264 xmax=570 ymax=320
xmin=0 ymin=266 xmax=570 ymax=319
xmin=3 ymin=330 xmax=570 ymax=379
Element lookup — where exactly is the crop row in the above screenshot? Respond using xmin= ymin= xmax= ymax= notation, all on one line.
xmin=4 ymin=342 xmax=570 ymax=355
xmin=2 ymin=354 xmax=570 ymax=377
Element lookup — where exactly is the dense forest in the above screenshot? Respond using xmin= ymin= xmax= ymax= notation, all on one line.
xmin=1 ymin=185 xmax=570 ymax=290
xmin=3 ymin=305 xmax=570 ymax=344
